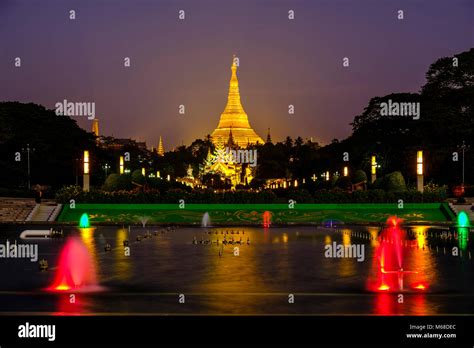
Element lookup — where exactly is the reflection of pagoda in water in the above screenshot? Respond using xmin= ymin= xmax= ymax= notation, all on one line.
xmin=210 ymin=56 xmax=264 ymax=147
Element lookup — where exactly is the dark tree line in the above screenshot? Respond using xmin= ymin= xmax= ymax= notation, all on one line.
xmin=1 ymin=48 xmax=472 ymax=192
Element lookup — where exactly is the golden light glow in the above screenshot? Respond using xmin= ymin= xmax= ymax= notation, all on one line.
xmin=115 ymin=228 xmax=131 ymax=281
xmin=326 ymin=171 xmax=330 ymax=181
xmin=119 ymin=156 xmax=124 ymax=174
xmin=141 ymin=167 xmax=145 ymax=176
xmin=83 ymin=151 xmax=89 ymax=174
xmin=210 ymin=56 xmax=264 ymax=146
xmin=417 ymin=150 xmax=423 ymax=175
xmin=339 ymin=229 xmax=355 ymax=277
xmin=157 ymin=170 xmax=160 ymax=178
xmin=415 ymin=226 xmax=426 ymax=249
xmin=371 ymin=155 xmax=376 ymax=175
xmin=324 ymin=235 xmax=331 ymax=244
xmin=343 ymin=166 xmax=348 ymax=177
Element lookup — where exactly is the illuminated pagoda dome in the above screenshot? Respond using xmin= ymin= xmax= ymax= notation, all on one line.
xmin=210 ymin=56 xmax=264 ymax=147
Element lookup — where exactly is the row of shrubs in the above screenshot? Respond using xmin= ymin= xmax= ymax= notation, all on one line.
xmin=55 ymin=186 xmax=279 ymax=204
xmin=55 ymin=185 xmax=447 ymax=204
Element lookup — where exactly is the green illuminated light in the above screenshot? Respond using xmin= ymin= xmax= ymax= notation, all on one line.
xmin=79 ymin=213 xmax=90 ymax=228
xmin=457 ymin=211 xmax=470 ymax=228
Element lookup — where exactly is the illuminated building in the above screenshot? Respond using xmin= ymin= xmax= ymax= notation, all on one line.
xmin=200 ymin=135 xmax=254 ymax=188
xmin=157 ymin=136 xmax=164 ymax=156
xmin=92 ymin=119 xmax=99 ymax=137
xmin=210 ymin=56 xmax=264 ymax=147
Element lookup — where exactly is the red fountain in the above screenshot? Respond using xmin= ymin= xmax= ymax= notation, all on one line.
xmin=47 ymin=237 xmax=99 ymax=292
xmin=263 ymin=211 xmax=271 ymax=228
xmin=368 ymin=216 xmax=428 ymax=292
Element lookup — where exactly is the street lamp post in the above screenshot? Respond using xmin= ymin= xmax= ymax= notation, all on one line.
xmin=416 ymin=150 xmax=423 ymax=193
xmin=371 ymin=155 xmax=377 ymax=183
xmin=21 ymin=144 xmax=35 ymax=189
xmin=103 ymin=163 xmax=110 ymax=178
xmin=83 ymin=150 xmax=90 ymax=192
xmin=457 ymin=141 xmax=470 ymax=187
xmin=75 ymin=158 xmax=80 ymax=185
xmin=119 ymin=156 xmax=124 ymax=174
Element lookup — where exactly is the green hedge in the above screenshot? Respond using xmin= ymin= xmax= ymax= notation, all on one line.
xmin=55 ymin=185 xmax=447 ymax=204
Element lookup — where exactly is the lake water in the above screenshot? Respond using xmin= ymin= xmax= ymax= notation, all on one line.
xmin=0 ymin=224 xmax=472 ymax=315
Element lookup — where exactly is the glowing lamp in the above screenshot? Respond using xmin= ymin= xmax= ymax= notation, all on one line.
xmin=157 ymin=170 xmax=161 ymax=178
xmin=83 ymin=151 xmax=89 ymax=174
xmin=457 ymin=211 xmax=470 ymax=227
xmin=416 ymin=150 xmax=424 ymax=192
xmin=417 ymin=151 xmax=423 ymax=175
xmin=79 ymin=213 xmax=90 ymax=228
xmin=326 ymin=171 xmax=330 ymax=181
xmin=371 ymin=156 xmax=376 ymax=175
xmin=119 ymin=156 xmax=124 ymax=174
xmin=343 ymin=166 xmax=348 ymax=177
xmin=141 ymin=167 xmax=145 ymax=176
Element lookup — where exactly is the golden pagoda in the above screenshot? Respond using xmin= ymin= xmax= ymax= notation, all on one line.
xmin=157 ymin=136 xmax=165 ymax=156
xmin=211 ymin=56 xmax=264 ymax=147
xmin=92 ymin=119 xmax=99 ymax=137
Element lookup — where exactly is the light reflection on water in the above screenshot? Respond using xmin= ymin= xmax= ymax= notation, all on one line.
xmin=0 ymin=225 xmax=473 ymax=315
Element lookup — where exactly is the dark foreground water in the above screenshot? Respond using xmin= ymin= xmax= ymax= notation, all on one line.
xmin=0 ymin=224 xmax=473 ymax=315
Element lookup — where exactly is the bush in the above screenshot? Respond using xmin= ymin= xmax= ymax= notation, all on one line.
xmin=103 ymin=174 xmax=132 ymax=191
xmin=384 ymin=171 xmax=407 ymax=192
xmin=54 ymin=184 xmax=446 ymax=204
xmin=353 ymin=170 xmax=368 ymax=184
xmin=131 ymin=169 xmax=145 ymax=186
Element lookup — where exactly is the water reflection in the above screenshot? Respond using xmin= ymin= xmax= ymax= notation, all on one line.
xmin=338 ymin=229 xmax=355 ymax=277
xmin=367 ymin=221 xmax=433 ymax=293
xmin=458 ymin=227 xmax=469 ymax=251
xmin=1 ymin=224 xmax=469 ymax=315
xmin=199 ymin=228 xmax=269 ymax=301
xmin=114 ymin=228 xmax=131 ymax=281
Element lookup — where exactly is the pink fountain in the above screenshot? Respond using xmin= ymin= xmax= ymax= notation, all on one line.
xmin=368 ymin=216 xmax=428 ymax=292
xmin=47 ymin=237 xmax=100 ymax=292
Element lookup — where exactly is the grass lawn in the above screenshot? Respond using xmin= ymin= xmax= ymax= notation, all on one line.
xmin=57 ymin=203 xmax=455 ymax=225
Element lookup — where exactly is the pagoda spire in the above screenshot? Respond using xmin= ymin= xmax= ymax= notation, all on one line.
xmin=227 ymin=125 xmax=236 ymax=147
xmin=266 ymin=128 xmax=272 ymax=144
xmin=157 ymin=136 xmax=164 ymax=156
xmin=222 ymin=55 xmax=246 ymax=116
xmin=92 ymin=119 xmax=99 ymax=137
xmin=210 ymin=55 xmax=264 ymax=147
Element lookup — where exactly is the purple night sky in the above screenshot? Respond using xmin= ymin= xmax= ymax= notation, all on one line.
xmin=1 ymin=0 xmax=473 ymax=149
